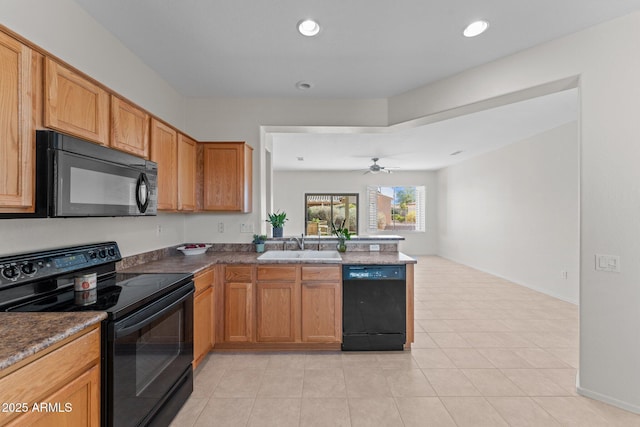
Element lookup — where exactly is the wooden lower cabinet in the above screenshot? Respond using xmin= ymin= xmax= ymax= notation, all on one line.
xmin=0 ymin=325 xmax=101 ymax=426
xmin=193 ymin=268 xmax=214 ymax=369
xmin=224 ymin=281 xmax=253 ymax=342
xmin=28 ymin=364 xmax=100 ymax=427
xmin=301 ymin=282 xmax=341 ymax=343
xmin=256 ymin=282 xmax=298 ymax=342
xmin=219 ymin=264 xmax=341 ymax=348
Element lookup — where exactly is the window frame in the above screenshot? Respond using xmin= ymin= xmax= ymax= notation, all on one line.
xmin=304 ymin=193 xmax=359 ymax=236
xmin=367 ymin=185 xmax=426 ymax=232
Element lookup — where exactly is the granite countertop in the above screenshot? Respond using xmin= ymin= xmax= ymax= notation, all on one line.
xmin=121 ymin=250 xmax=416 ymax=274
xmin=0 ymin=312 xmax=106 ymax=371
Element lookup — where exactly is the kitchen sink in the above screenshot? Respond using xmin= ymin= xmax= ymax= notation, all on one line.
xmin=257 ymin=250 xmax=342 ymax=262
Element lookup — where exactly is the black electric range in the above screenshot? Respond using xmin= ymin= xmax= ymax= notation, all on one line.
xmin=0 ymin=242 xmax=195 ymax=427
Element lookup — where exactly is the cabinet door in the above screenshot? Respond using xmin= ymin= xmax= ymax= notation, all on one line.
xmin=256 ymin=282 xmax=297 ymax=342
xmin=110 ymin=95 xmax=150 ymax=158
xmin=224 ymin=282 xmax=252 ymax=342
xmin=150 ymin=118 xmax=177 ymax=210
xmin=27 ymin=364 xmax=100 ymax=427
xmin=194 ymin=287 xmax=213 ymax=368
xmin=202 ymin=142 xmax=252 ymax=212
xmin=0 ymin=32 xmax=35 ymax=212
xmin=44 ymin=58 xmax=109 ymax=145
xmin=301 ymin=282 xmax=341 ymax=343
xmin=177 ymin=133 xmax=196 ymax=211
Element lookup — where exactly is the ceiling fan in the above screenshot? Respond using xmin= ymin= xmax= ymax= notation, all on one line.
xmin=360 ymin=157 xmax=399 ymax=174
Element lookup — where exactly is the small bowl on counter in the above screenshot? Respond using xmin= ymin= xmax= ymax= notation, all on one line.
xmin=176 ymin=244 xmax=212 ymax=256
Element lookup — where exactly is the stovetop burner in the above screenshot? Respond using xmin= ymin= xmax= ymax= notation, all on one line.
xmin=5 ymin=272 xmax=192 ymax=319
xmin=0 ymin=243 xmax=193 ymax=320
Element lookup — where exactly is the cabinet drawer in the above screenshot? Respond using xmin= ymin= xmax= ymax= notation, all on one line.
xmin=257 ymin=266 xmax=296 ymax=282
xmin=301 ymin=266 xmax=341 ymax=282
xmin=194 ymin=268 xmax=214 ymax=295
xmin=225 ymin=266 xmax=252 ymax=282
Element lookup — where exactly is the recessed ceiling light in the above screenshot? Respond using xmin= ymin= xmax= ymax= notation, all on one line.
xmin=295 ymin=81 xmax=313 ymax=90
xmin=298 ymin=19 xmax=320 ymax=37
xmin=463 ymin=20 xmax=489 ymax=37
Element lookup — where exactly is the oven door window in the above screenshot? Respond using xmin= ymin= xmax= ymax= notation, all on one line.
xmin=135 ymin=309 xmax=182 ymax=394
xmin=111 ymin=288 xmax=193 ymax=427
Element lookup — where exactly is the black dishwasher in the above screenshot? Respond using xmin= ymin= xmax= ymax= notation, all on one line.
xmin=342 ymin=265 xmax=406 ymax=351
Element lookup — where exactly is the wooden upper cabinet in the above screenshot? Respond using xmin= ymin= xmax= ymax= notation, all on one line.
xmin=201 ymin=142 xmax=253 ymax=212
xmin=44 ymin=58 xmax=109 ymax=145
xmin=110 ymin=95 xmax=150 ymax=158
xmin=150 ymin=118 xmax=178 ymax=210
xmin=177 ymin=133 xmax=197 ymax=211
xmin=0 ymin=32 xmax=36 ymax=212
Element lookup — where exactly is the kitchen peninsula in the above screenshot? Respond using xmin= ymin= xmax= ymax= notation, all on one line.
xmin=120 ymin=237 xmax=416 ymax=362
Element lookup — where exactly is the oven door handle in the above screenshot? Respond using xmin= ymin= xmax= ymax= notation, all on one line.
xmin=114 ymin=283 xmax=194 ymax=338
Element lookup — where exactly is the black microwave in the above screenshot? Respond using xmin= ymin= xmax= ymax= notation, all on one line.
xmin=0 ymin=131 xmax=157 ymax=219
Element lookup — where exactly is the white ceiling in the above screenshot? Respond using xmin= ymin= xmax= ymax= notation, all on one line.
xmin=73 ymin=0 xmax=640 ymax=99
xmin=70 ymin=2 xmax=626 ymax=171
xmin=271 ymin=88 xmax=578 ymax=171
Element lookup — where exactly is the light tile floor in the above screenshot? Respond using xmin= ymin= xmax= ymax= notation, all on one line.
xmin=171 ymin=256 xmax=640 ymax=426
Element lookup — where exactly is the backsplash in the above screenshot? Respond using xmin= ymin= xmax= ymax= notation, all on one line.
xmin=117 ymin=239 xmax=399 ymax=269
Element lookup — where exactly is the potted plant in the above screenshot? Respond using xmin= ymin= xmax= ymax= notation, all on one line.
xmin=266 ymin=211 xmax=288 ymax=237
xmin=252 ymin=234 xmax=267 ymax=253
xmin=331 ymin=219 xmax=352 ymax=252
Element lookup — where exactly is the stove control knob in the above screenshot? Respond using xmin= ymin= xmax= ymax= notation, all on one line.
xmin=107 ymin=247 xmax=116 ymax=257
xmin=2 ymin=265 xmax=19 ymax=280
xmin=21 ymin=262 xmax=37 ymax=275
xmin=98 ymin=249 xmax=107 ymax=258
xmin=89 ymin=251 xmax=97 ymax=259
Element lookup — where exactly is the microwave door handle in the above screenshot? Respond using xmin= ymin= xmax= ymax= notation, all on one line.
xmin=136 ymin=172 xmax=150 ymax=213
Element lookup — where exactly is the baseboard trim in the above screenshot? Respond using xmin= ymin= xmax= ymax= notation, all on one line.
xmin=437 ymin=255 xmax=579 ymax=305
xmin=577 ymin=385 xmax=640 ymax=415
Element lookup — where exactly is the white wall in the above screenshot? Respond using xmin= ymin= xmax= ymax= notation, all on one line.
xmin=0 ymin=0 xmax=188 ymax=256
xmin=390 ymin=12 xmax=640 ymax=413
xmin=183 ymin=98 xmax=388 ymax=243
xmin=0 ymin=214 xmax=184 ymax=257
xmin=273 ymin=170 xmax=437 ymax=255
xmin=437 ymin=122 xmax=579 ymax=303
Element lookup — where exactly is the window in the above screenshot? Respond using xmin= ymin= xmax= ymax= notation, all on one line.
xmin=368 ymin=186 xmax=425 ymax=232
xmin=305 ymin=193 xmax=358 ymax=236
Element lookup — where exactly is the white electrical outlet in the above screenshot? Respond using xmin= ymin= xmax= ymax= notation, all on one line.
xmin=156 ymin=225 xmax=162 ymax=236
xmin=240 ymin=223 xmax=254 ymax=233
xmin=595 ymin=254 xmax=620 ymax=273
xmin=369 ymin=244 xmax=380 ymax=251
xmin=561 ymin=271 xmax=568 ymax=280
xmin=218 ymin=222 xmax=224 ymax=233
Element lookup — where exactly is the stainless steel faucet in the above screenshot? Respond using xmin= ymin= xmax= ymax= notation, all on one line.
xmin=290 ymin=233 xmax=305 ymax=250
